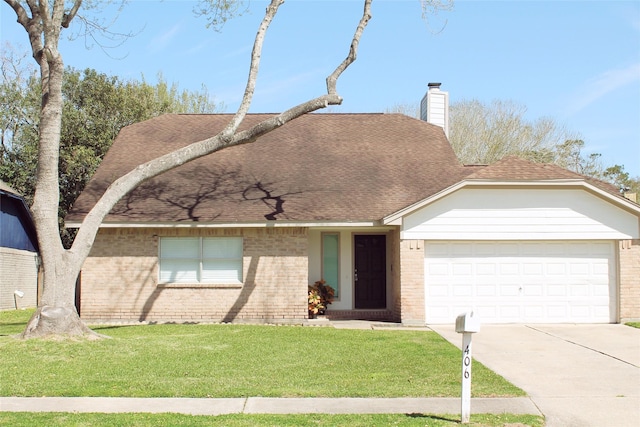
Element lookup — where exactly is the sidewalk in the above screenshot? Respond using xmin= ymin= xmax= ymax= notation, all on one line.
xmin=0 ymin=396 xmax=541 ymax=416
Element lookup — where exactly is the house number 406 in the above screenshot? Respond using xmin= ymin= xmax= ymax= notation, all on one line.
xmin=460 ymin=333 xmax=474 ymax=424
xmin=463 ymin=344 xmax=471 ymax=379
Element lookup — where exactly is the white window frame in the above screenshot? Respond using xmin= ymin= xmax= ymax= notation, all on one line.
xmin=159 ymin=237 xmax=243 ymax=285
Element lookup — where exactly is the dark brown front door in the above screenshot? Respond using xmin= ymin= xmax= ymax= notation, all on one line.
xmin=354 ymin=235 xmax=386 ymax=309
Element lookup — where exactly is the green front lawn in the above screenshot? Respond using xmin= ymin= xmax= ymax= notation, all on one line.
xmin=0 ymin=309 xmax=523 ymax=398
xmin=0 ymin=412 xmax=545 ymax=427
xmin=626 ymin=322 xmax=640 ymax=329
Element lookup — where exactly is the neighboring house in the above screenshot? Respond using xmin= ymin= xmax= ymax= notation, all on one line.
xmin=66 ymin=85 xmax=640 ymax=325
xmin=0 ymin=181 xmax=39 ymax=310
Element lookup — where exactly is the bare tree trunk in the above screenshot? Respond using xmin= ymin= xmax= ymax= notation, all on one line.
xmin=11 ymin=0 xmax=98 ymax=338
xmin=6 ymin=0 xmax=372 ymax=339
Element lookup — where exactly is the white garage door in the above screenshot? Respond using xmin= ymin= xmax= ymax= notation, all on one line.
xmin=424 ymin=241 xmax=616 ymax=324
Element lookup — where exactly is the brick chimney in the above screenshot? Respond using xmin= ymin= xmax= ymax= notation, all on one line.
xmin=420 ymin=82 xmax=449 ymax=138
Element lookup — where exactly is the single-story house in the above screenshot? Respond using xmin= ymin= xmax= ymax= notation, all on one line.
xmin=0 ymin=180 xmax=40 ymax=310
xmin=66 ymin=85 xmax=640 ymax=325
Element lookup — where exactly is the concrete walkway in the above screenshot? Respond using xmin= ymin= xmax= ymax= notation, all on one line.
xmin=0 ymin=396 xmax=540 ymax=416
xmin=431 ymin=324 xmax=640 ymax=427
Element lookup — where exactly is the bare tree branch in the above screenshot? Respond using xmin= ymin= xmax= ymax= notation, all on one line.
xmin=70 ymin=0 xmax=374 ymax=272
xmin=327 ymin=0 xmax=372 ymax=96
xmin=223 ymin=0 xmax=284 ymax=138
xmin=62 ymin=0 xmax=82 ymax=28
xmin=5 ymin=0 xmax=29 ymax=27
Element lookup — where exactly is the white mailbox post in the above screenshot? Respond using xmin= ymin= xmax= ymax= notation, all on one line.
xmin=455 ymin=311 xmax=480 ymax=424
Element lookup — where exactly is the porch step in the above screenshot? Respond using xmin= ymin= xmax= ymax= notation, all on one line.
xmin=323 ymin=310 xmax=395 ymax=322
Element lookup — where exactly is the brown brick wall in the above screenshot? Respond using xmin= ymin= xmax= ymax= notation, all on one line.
xmin=619 ymin=239 xmax=640 ymax=321
xmin=399 ymin=239 xmax=425 ymax=325
xmin=80 ymin=227 xmax=309 ymax=323
xmin=389 ymin=229 xmax=402 ymax=322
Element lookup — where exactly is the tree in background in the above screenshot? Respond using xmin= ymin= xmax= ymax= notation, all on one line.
xmin=2 ymin=0 xmax=386 ymax=338
xmin=1 ymin=53 xmax=221 ymax=247
xmin=387 ymin=99 xmax=639 ymax=195
xmin=448 ymin=99 xmax=577 ymax=165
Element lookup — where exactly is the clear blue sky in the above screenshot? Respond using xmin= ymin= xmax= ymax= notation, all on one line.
xmin=2 ymin=0 xmax=639 ymax=176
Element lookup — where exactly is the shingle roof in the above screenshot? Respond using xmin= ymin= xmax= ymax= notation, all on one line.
xmin=463 ymin=155 xmax=622 ymax=195
xmin=67 ymin=113 xmax=470 ymax=224
xmin=464 ymin=155 xmax=590 ymax=180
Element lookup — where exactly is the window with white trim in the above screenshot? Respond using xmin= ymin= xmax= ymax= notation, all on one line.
xmin=159 ymin=237 xmax=243 ymax=284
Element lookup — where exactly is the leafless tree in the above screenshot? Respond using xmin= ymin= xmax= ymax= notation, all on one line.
xmin=449 ymin=99 xmax=579 ymax=165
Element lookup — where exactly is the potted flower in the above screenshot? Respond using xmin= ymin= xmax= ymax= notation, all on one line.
xmin=308 ymin=287 xmax=324 ymax=319
xmin=308 ymin=279 xmax=335 ymax=317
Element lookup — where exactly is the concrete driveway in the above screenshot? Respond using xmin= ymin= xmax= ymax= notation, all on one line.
xmin=430 ymin=324 xmax=640 ymax=427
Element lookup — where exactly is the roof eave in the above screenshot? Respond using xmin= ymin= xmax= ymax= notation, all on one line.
xmin=65 ymin=219 xmax=388 ymax=229
xmin=383 ymin=179 xmax=640 ymax=225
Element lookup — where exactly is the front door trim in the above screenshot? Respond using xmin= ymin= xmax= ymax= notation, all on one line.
xmin=353 ymin=234 xmax=387 ymax=309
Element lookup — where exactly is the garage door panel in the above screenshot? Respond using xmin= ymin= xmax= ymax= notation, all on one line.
xmin=524 ymin=305 xmax=545 ymax=318
xmin=547 ymin=263 xmax=567 ymax=275
xmin=500 ymin=263 xmax=519 ymax=275
xmin=453 ymin=285 xmax=473 ymax=296
xmin=593 ymin=263 xmax=609 ymax=275
xmin=547 ymin=285 xmax=567 ymax=296
xmin=424 ymin=241 xmax=616 ymax=324
xmin=450 ymin=244 xmax=474 ymax=256
xmin=501 ymin=284 xmax=520 ymax=296
xmin=429 ymin=285 xmax=449 ymax=297
xmin=571 ymin=305 xmax=591 ymax=318
xmin=428 ymin=307 xmax=451 ymax=320
xmin=427 ymin=262 xmax=449 ymax=275
xmin=570 ymin=284 xmax=590 ymax=296
xmin=523 ymin=263 xmax=544 ymax=275
xmin=476 ymin=285 xmax=496 ymax=296
xmin=570 ymin=263 xmax=590 ymax=275
xmin=474 ymin=307 xmax=496 ymax=320
xmin=476 ymin=263 xmax=496 ymax=275
xmin=547 ymin=305 xmax=569 ymax=319
xmin=593 ymin=284 xmax=610 ymax=296
xmin=524 ymin=285 xmax=543 ymax=296
xmin=594 ymin=306 xmax=611 ymax=318
xmin=452 ymin=263 xmax=472 ymax=275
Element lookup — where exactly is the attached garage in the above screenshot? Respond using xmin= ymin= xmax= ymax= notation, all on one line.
xmin=424 ymin=240 xmax=616 ymax=324
xmin=393 ymin=182 xmax=640 ymax=325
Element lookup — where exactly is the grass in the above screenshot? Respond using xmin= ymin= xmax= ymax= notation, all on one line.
xmin=0 ymin=309 xmax=523 ymax=398
xmin=0 ymin=412 xmax=545 ymax=426
xmin=0 ymin=310 xmax=543 ymax=426
xmin=626 ymin=322 xmax=640 ymax=329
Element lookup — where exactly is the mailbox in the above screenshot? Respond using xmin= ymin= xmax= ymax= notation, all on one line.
xmin=455 ymin=311 xmax=480 ymax=424
xmin=455 ymin=311 xmax=480 ymax=334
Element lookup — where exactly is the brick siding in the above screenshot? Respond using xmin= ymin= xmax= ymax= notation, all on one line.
xmin=80 ymin=227 xmax=308 ymax=323
xmin=389 ymin=229 xmax=402 ymax=322
xmin=79 ymin=228 xmax=638 ymax=324
xmin=619 ymin=239 xmax=640 ymax=321
xmin=399 ymin=240 xmax=425 ymax=325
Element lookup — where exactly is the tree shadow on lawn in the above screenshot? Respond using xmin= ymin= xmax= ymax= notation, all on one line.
xmin=406 ymin=413 xmax=459 ymax=423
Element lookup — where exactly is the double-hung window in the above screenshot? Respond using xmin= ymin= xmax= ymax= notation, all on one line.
xmin=159 ymin=237 xmax=243 ymax=284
